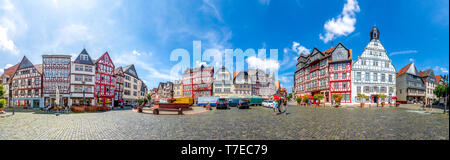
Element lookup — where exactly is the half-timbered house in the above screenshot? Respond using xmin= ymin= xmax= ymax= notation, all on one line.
xmin=351 ymin=26 xmax=397 ymax=105
xmin=114 ymin=67 xmax=125 ymax=107
xmin=94 ymin=52 xmax=115 ymax=108
xmin=42 ymin=55 xmax=71 ymax=107
xmin=11 ymin=56 xmax=43 ymax=108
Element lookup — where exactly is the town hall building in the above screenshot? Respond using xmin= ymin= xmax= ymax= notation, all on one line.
xmin=351 ymin=26 xmax=397 ymax=104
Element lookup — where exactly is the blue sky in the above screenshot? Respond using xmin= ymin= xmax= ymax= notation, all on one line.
xmin=0 ymin=0 xmax=448 ymax=92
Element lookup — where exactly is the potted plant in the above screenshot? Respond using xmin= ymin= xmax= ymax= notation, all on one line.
xmin=332 ymin=94 xmax=343 ymax=108
xmin=392 ymin=96 xmax=399 ymax=107
xmin=313 ymin=94 xmax=324 ymax=107
xmin=378 ymin=94 xmax=387 ymax=107
xmin=296 ymin=97 xmax=302 ymax=106
xmin=302 ymin=96 xmax=309 ymax=107
xmin=0 ymin=99 xmax=5 ymax=113
xmin=357 ymin=94 xmax=368 ymax=108
xmin=137 ymin=98 xmax=145 ymax=113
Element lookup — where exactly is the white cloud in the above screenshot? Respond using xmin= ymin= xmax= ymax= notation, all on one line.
xmin=409 ymin=58 xmax=414 ymax=62
xmin=390 ymin=50 xmax=418 ymax=56
xmin=201 ymin=0 xmax=224 ymax=22
xmin=114 ymin=51 xmax=178 ymax=81
xmin=132 ymin=50 xmax=141 ymax=56
xmin=0 ymin=63 xmax=13 ymax=74
xmin=291 ymin=41 xmax=310 ymax=55
xmin=247 ymin=56 xmax=280 ymax=71
xmin=0 ymin=0 xmax=14 ymax=11
xmin=0 ymin=26 xmax=16 ymax=53
xmin=441 ymin=67 xmax=449 ymax=73
xmin=258 ymin=0 xmax=271 ymax=6
xmin=434 ymin=66 xmax=449 ymax=74
xmin=0 ymin=0 xmax=24 ymax=54
xmin=319 ymin=0 xmax=360 ymax=43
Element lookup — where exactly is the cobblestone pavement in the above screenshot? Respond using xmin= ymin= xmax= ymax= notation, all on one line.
xmin=0 ymin=105 xmax=448 ymax=140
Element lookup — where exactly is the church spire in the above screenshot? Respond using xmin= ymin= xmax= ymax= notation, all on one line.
xmin=370 ymin=25 xmax=380 ymax=40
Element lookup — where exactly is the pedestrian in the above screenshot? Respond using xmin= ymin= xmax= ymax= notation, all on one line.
xmin=277 ymin=100 xmax=282 ymax=113
xmin=272 ymin=100 xmax=278 ymax=113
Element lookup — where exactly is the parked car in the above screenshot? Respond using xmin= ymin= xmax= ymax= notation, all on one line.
xmin=238 ymin=99 xmax=250 ymax=109
xmin=262 ymin=100 xmax=275 ymax=108
xmin=228 ymin=98 xmax=240 ymax=107
xmin=216 ymin=98 xmax=228 ymax=109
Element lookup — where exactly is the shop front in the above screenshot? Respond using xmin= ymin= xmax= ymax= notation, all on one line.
xmin=12 ymin=97 xmax=43 ymax=108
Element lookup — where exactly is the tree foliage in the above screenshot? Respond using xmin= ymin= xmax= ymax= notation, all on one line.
xmin=313 ymin=94 xmax=324 ymax=101
xmin=332 ymin=94 xmax=343 ymax=102
xmin=434 ymin=85 xmax=448 ymax=99
xmin=0 ymin=85 xmax=5 ymax=108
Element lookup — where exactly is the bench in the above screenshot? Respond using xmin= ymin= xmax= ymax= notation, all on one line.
xmin=153 ymin=108 xmax=183 ymax=115
xmin=152 ymin=103 xmax=190 ymax=115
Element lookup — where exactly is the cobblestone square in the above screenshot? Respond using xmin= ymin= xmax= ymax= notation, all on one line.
xmin=0 ymin=105 xmax=448 ymax=140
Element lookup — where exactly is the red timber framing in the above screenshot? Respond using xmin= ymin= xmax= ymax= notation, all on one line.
xmin=328 ymin=43 xmax=353 ymax=104
xmin=182 ymin=65 xmax=214 ymax=102
xmin=329 ymin=60 xmax=352 ymax=103
xmin=294 ymin=43 xmax=352 ymax=103
xmin=94 ymin=52 xmax=115 ymax=107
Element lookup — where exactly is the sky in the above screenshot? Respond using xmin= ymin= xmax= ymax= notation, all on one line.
xmin=0 ymin=0 xmax=448 ymax=92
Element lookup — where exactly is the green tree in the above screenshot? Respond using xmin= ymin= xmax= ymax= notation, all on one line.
xmin=0 ymin=85 xmax=5 ymax=97
xmin=0 ymin=85 xmax=5 ymax=109
xmin=313 ymin=94 xmax=324 ymax=106
xmin=332 ymin=94 xmax=343 ymax=106
xmin=147 ymin=93 xmax=152 ymax=103
xmin=378 ymin=94 xmax=387 ymax=102
xmin=357 ymin=94 xmax=368 ymax=102
xmin=137 ymin=98 xmax=145 ymax=106
xmin=288 ymin=93 xmax=293 ymax=100
xmin=434 ymin=85 xmax=448 ymax=100
xmin=302 ymin=96 xmax=309 ymax=103
xmin=296 ymin=97 xmax=302 ymax=104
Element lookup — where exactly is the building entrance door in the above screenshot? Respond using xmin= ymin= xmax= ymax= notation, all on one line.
xmin=372 ymin=96 xmax=378 ymax=104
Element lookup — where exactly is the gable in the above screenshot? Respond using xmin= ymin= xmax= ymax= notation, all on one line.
xmin=74 ymin=49 xmax=95 ymax=65
xmin=331 ymin=43 xmax=349 ymax=61
xmin=18 ymin=56 xmax=35 ymax=70
xmin=406 ymin=63 xmax=419 ymax=76
xmin=124 ymin=65 xmax=139 ymax=78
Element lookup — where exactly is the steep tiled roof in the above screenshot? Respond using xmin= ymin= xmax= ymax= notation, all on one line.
xmin=18 ymin=56 xmax=34 ymax=70
xmin=73 ymin=49 xmax=95 ymax=65
xmin=323 ymin=47 xmax=335 ymax=54
xmin=348 ymin=49 xmax=352 ymax=60
xmin=419 ymin=71 xmax=426 ymax=77
xmin=34 ymin=64 xmax=43 ymax=74
xmin=123 ymin=64 xmax=139 ymax=78
xmin=397 ymin=63 xmax=412 ymax=78
xmin=436 ymin=75 xmax=442 ymax=83
xmin=0 ymin=63 xmax=19 ymax=80
xmin=114 ymin=66 xmax=123 ymax=75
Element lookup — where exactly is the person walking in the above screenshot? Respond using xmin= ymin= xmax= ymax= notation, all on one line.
xmin=277 ymin=100 xmax=282 ymax=113
xmin=272 ymin=100 xmax=278 ymax=113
